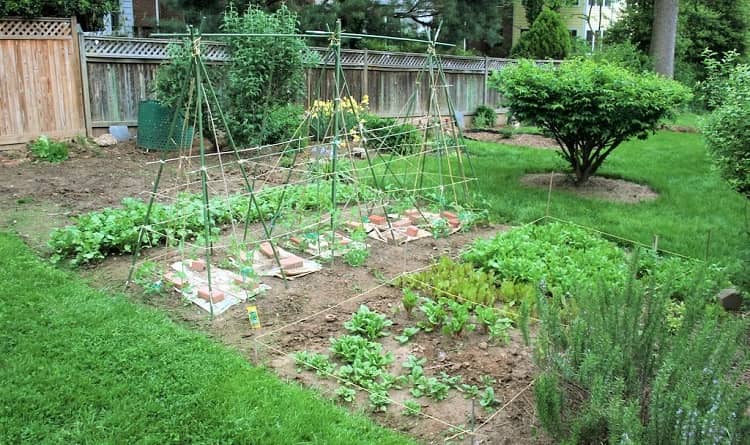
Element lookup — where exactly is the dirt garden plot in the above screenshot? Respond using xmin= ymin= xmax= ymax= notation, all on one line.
xmin=0 ymin=142 xmax=552 ymax=444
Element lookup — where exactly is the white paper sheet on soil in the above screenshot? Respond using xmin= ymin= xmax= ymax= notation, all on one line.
xmin=170 ymin=261 xmax=270 ymax=315
xmin=252 ymin=246 xmax=322 ymax=279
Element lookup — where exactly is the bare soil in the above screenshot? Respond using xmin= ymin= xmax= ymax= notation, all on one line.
xmin=463 ymin=130 xmax=560 ymax=149
xmin=0 ymin=141 xmax=551 ymax=444
xmin=522 ymin=173 xmax=659 ymax=204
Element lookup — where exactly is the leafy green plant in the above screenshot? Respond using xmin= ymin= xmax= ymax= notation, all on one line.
xmin=343 ymin=247 xmax=369 ymax=267
xmin=343 ymin=305 xmax=393 ymax=340
xmin=336 ymin=386 xmax=357 ymax=403
xmin=411 ymin=376 xmax=450 ymax=401
xmin=368 ymin=389 xmax=391 ymax=412
xmin=48 ymin=181 xmax=377 ymax=266
xmin=460 ymin=384 xmax=480 ymax=399
xmin=402 ymin=400 xmax=422 ymax=416
xmin=132 ymin=261 xmax=164 ymax=295
xmin=401 ymin=288 xmax=419 ymax=317
xmin=472 ymin=105 xmax=496 ymax=129
xmin=28 ymin=135 xmax=69 ymax=163
xmin=416 ymin=298 xmax=447 ymax=332
xmin=394 ymin=326 xmax=420 ymax=345
xmin=430 ymin=218 xmax=451 ymax=239
xmin=294 ymin=351 xmax=335 ymax=377
xmin=479 ymin=386 xmax=499 ymax=410
xmin=440 ymin=298 xmax=475 ymax=337
xmin=491 ymin=58 xmax=691 ymax=184
xmin=399 ymin=256 xmax=498 ymax=306
xmin=362 ymin=114 xmax=422 ymax=155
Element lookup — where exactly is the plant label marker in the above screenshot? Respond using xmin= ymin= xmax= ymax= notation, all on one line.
xmin=247 ymin=306 xmax=262 ymax=329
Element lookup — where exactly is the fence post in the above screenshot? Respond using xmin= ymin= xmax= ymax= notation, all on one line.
xmin=482 ymin=55 xmax=489 ymax=106
xmin=362 ymin=48 xmax=369 ymax=100
xmin=76 ymin=26 xmax=93 ymax=137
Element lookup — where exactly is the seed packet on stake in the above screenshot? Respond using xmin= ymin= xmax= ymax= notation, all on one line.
xmin=247 ymin=305 xmax=262 ymax=329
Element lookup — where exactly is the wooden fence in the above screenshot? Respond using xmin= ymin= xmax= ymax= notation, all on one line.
xmin=0 ymin=18 xmax=85 ymax=146
xmin=1 ymin=19 xmax=521 ymax=146
xmin=82 ymin=36 xmax=513 ymax=133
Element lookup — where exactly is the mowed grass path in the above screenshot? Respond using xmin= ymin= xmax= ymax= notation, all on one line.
xmin=467 ymin=131 xmax=748 ymax=262
xmin=0 ymin=233 xmax=413 ymax=445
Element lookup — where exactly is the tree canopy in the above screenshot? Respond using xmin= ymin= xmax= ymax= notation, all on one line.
xmin=1 ymin=0 xmax=116 ymax=30
xmin=606 ymin=0 xmax=750 ymax=82
xmin=511 ymin=7 xmax=571 ymax=59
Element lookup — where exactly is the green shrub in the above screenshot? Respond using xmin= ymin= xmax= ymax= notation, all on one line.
xmin=222 ymin=5 xmax=316 ymax=146
xmin=259 ymin=104 xmax=304 ymax=146
xmin=28 ymin=135 xmax=69 ymax=163
xmin=701 ymin=55 xmax=750 ymax=199
xmin=362 ymin=114 xmax=422 ymax=155
xmin=587 ymin=41 xmax=652 ymax=73
xmin=490 ymin=59 xmax=691 ymax=184
xmin=471 ymin=105 xmax=496 ymax=129
xmin=511 ymin=7 xmax=571 ymax=60
xmin=530 ymin=260 xmax=749 ymax=443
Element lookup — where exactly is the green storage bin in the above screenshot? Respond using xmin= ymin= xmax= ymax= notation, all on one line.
xmin=137 ymin=100 xmax=194 ymax=151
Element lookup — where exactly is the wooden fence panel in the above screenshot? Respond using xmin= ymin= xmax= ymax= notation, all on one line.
xmin=0 ymin=18 xmax=85 ymax=147
xmin=78 ymin=36 xmax=527 ymax=130
xmin=87 ymin=61 xmax=159 ymax=127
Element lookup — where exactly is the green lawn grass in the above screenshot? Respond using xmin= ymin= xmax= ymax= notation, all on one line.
xmin=466 ymin=131 xmax=748 ymax=262
xmin=0 ymin=232 xmax=414 ymax=445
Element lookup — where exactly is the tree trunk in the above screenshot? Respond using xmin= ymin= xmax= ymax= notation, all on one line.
xmin=650 ymin=0 xmax=679 ymax=78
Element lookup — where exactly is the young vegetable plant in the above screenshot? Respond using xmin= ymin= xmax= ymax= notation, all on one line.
xmin=480 ymin=386 xmax=499 ymax=411
xmin=402 ymin=288 xmax=419 ymax=317
xmin=417 ymin=298 xmax=447 ymax=332
xmin=293 ymin=351 xmax=335 ymax=377
xmin=402 ymin=400 xmax=422 ymax=416
xmin=343 ymin=305 xmax=393 ymax=340
xmin=441 ymin=298 xmax=475 ymax=337
xmin=343 ymin=247 xmax=369 ymax=267
xmin=336 ymin=386 xmax=357 ymax=403
xmin=394 ymin=326 xmax=420 ymax=345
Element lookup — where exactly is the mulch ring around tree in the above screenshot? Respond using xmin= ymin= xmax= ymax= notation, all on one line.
xmin=521 ymin=173 xmax=659 ymax=204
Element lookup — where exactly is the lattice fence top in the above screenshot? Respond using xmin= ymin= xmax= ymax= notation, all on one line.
xmin=85 ymin=37 xmax=229 ymax=61
xmin=82 ymin=35 xmax=533 ymax=72
xmin=0 ymin=18 xmax=72 ymax=38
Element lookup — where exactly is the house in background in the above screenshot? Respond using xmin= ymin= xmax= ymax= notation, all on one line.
xmin=511 ymin=0 xmax=624 ymax=50
xmin=85 ymin=0 xmax=135 ymax=36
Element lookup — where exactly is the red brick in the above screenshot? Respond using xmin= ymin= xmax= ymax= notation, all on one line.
xmin=198 ymin=286 xmax=225 ymax=303
xmin=337 ymin=235 xmax=352 ymax=246
xmin=163 ymin=272 xmax=187 ymax=289
xmin=447 ymin=218 xmax=460 ymax=228
xmin=406 ymin=226 xmax=419 ymax=237
xmin=258 ymin=242 xmax=275 ymax=258
xmin=368 ymin=214 xmax=386 ymax=225
xmin=280 ymin=256 xmax=303 ymax=271
xmin=190 ymin=259 xmax=206 ymax=272
xmin=441 ymin=211 xmax=458 ymax=220
xmin=290 ymin=236 xmax=303 ymax=246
